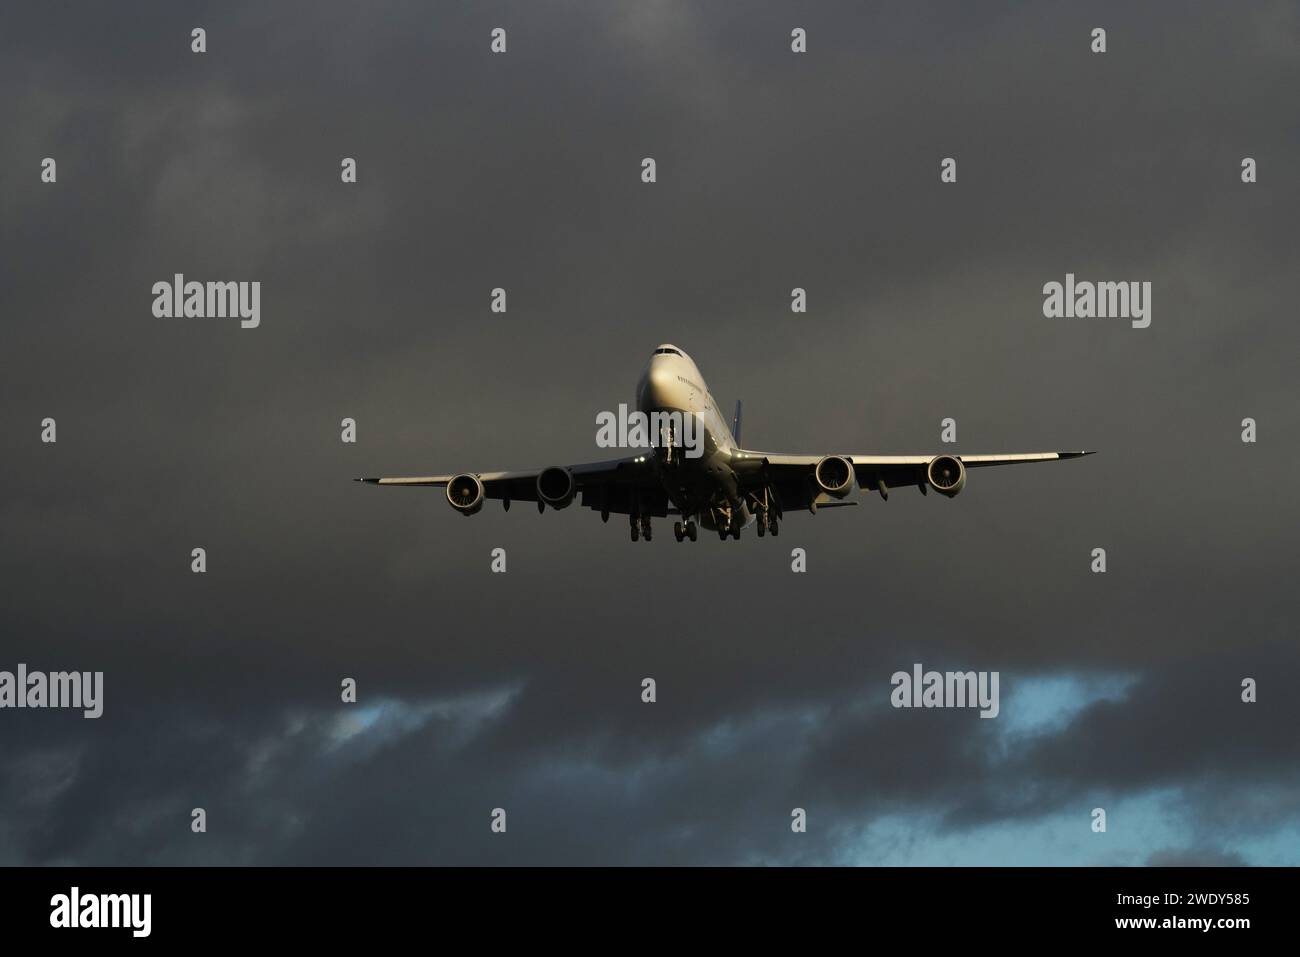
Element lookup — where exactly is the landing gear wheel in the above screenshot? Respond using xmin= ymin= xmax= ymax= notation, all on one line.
xmin=641 ymin=517 xmax=652 ymax=542
xmin=770 ymin=518 xmax=779 ymax=537
xmin=730 ymin=523 xmax=741 ymax=540
xmin=630 ymin=524 xmax=639 ymax=542
xmin=718 ymin=527 xmax=728 ymax=541
xmin=686 ymin=521 xmax=698 ymax=541
xmin=674 ymin=521 xmax=684 ymax=542
xmin=757 ymin=515 xmax=767 ymax=537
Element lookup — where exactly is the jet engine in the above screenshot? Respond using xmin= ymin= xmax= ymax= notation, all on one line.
xmin=926 ymin=455 xmax=966 ymax=497
xmin=536 ymin=466 xmax=577 ymax=510
xmin=446 ymin=473 xmax=486 ymax=515
xmin=814 ymin=455 xmax=856 ymax=498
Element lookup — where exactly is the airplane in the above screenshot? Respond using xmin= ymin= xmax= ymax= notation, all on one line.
xmin=356 ymin=344 xmax=1094 ymax=542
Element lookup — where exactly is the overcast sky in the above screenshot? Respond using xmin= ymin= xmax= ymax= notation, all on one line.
xmin=1 ymin=0 xmax=1297 ymax=865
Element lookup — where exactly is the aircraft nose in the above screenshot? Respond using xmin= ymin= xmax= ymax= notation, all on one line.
xmin=644 ymin=357 xmax=677 ymax=406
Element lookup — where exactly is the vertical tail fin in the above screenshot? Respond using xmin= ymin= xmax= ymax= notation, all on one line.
xmin=732 ymin=400 xmax=742 ymax=444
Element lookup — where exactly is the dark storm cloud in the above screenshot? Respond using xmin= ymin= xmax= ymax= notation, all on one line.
xmin=0 ymin=0 xmax=1296 ymax=864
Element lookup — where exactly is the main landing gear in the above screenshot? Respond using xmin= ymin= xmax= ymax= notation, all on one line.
xmin=630 ymin=514 xmax=653 ymax=542
xmin=751 ymin=486 xmax=779 ymax=537
xmin=708 ymin=503 xmax=745 ymax=541
xmin=639 ymin=506 xmax=779 ymax=543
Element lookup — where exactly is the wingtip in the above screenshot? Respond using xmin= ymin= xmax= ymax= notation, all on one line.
xmin=1061 ymin=450 xmax=1096 ymax=459
xmin=354 ymin=477 xmax=379 ymax=484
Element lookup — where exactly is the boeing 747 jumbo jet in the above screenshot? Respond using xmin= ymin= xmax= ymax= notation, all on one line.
xmin=357 ymin=344 xmax=1093 ymax=542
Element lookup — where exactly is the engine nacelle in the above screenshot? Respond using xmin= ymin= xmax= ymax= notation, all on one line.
xmin=536 ymin=466 xmax=576 ymax=510
xmin=446 ymin=473 xmax=485 ymax=515
xmin=926 ymin=455 xmax=966 ymax=498
xmin=814 ymin=455 xmax=856 ymax=499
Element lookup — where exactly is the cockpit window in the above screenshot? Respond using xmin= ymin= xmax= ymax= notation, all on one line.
xmin=654 ymin=347 xmax=682 ymax=356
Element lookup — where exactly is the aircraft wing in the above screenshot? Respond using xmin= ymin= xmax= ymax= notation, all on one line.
xmin=355 ymin=456 xmax=673 ymax=516
xmin=732 ymin=449 xmax=1093 ymax=508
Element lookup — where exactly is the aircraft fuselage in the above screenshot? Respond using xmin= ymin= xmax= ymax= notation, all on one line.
xmin=635 ymin=345 xmax=753 ymax=532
